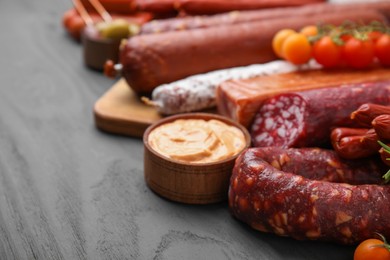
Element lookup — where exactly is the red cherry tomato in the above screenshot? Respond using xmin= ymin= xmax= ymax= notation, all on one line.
xmin=354 ymin=238 xmax=390 ymax=260
xmin=342 ymin=37 xmax=375 ymax=69
xmin=312 ymin=36 xmax=342 ymax=68
xmin=375 ymin=34 xmax=390 ymax=66
xmin=368 ymin=31 xmax=383 ymax=43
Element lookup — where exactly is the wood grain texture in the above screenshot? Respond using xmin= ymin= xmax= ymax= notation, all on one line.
xmin=0 ymin=0 xmax=356 ymax=259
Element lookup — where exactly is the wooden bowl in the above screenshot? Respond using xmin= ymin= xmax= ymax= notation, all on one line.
xmin=81 ymin=25 xmax=121 ymax=71
xmin=143 ymin=113 xmax=251 ymax=204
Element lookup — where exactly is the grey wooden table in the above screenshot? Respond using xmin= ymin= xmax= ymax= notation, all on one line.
xmin=0 ymin=0 xmax=355 ymax=259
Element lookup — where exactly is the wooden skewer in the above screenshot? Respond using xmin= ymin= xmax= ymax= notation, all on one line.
xmin=72 ymin=0 xmax=93 ymax=26
xmin=88 ymin=0 xmax=112 ymax=23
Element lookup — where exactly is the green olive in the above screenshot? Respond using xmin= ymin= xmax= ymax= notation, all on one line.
xmin=96 ymin=19 xmax=139 ymax=40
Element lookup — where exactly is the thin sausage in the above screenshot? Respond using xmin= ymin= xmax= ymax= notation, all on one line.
xmin=372 ymin=114 xmax=390 ymax=141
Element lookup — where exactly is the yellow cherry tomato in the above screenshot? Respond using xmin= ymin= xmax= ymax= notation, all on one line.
xmin=282 ymin=33 xmax=312 ymax=65
xmin=272 ymin=29 xmax=296 ymax=58
xmin=300 ymin=25 xmax=318 ymax=37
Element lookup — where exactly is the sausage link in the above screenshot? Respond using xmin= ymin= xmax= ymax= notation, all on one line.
xmin=81 ymin=0 xmax=137 ymax=14
xmin=372 ymin=114 xmax=390 ymax=141
xmin=177 ymin=0 xmax=325 ymax=15
xmin=229 ymin=147 xmax=390 ymax=245
xmin=119 ymin=10 xmax=386 ymax=94
xmin=250 ymin=81 xmax=390 ymax=148
xmin=350 ymin=103 xmax=390 ymax=128
xmin=379 ymin=146 xmax=390 ymax=167
xmin=330 ymin=128 xmax=380 ymax=160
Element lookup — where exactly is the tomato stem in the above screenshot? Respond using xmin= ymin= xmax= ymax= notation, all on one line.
xmin=374 ymin=233 xmax=390 ymax=252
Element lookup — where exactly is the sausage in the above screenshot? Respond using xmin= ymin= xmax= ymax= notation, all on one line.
xmin=80 ymin=0 xmax=137 ymax=14
xmin=176 ymin=0 xmax=325 ymax=15
xmin=135 ymin=0 xmax=324 ymax=16
xmin=135 ymin=0 xmax=179 ymax=17
xmin=117 ymin=10 xmax=386 ymax=94
xmin=372 ymin=114 xmax=390 ymax=141
xmin=250 ymin=80 xmax=390 ymax=148
xmin=330 ymin=128 xmax=380 ymax=159
xmin=145 ymin=60 xmax=320 ymax=115
xmin=350 ymin=103 xmax=390 ymax=128
xmin=379 ymin=146 xmax=390 ymax=167
xmin=228 ymin=147 xmax=390 ymax=245
xmin=217 ymin=70 xmax=390 ymax=130
xmin=139 ymin=1 xmax=390 ymax=34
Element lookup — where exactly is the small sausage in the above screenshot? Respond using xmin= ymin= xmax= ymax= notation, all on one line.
xmin=229 ymin=147 xmax=390 ymax=245
xmin=372 ymin=114 xmax=390 ymax=141
xmin=350 ymin=103 xmax=390 ymax=128
xmin=250 ymin=81 xmax=390 ymax=148
xmin=379 ymin=145 xmax=390 ymax=167
xmin=331 ymin=128 xmax=380 ymax=159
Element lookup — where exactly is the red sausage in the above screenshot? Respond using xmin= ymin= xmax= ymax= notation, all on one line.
xmin=379 ymin=146 xmax=390 ymax=167
xmin=250 ymin=81 xmax=390 ymax=148
xmin=140 ymin=1 xmax=390 ymax=34
xmin=119 ymin=10 xmax=386 ymax=94
xmin=331 ymin=128 xmax=380 ymax=159
xmin=372 ymin=114 xmax=390 ymax=141
xmin=177 ymin=0 xmax=325 ymax=15
xmin=350 ymin=103 xmax=390 ymax=128
xmin=229 ymin=147 xmax=390 ymax=245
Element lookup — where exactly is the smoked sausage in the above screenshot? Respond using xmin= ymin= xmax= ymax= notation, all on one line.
xmin=117 ymin=10 xmax=386 ymax=94
xmin=229 ymin=147 xmax=390 ymax=245
xmin=250 ymin=80 xmax=390 ymax=148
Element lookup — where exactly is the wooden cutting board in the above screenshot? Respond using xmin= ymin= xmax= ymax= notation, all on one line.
xmin=94 ymin=78 xmax=217 ymax=137
xmin=94 ymin=78 xmax=163 ymax=138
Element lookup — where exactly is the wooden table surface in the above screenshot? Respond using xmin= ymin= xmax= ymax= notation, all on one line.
xmin=0 ymin=0 xmax=356 ymax=259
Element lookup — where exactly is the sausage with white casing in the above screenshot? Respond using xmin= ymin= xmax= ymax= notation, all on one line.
xmin=143 ymin=60 xmax=320 ymax=115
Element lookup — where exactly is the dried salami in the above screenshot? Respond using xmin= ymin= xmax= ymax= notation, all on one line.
xmin=250 ymin=81 xmax=390 ymax=148
xmin=229 ymin=147 xmax=390 ymax=245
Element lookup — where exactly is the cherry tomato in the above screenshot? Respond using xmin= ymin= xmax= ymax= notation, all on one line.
xmin=342 ymin=37 xmax=375 ymax=69
xmin=282 ymin=33 xmax=312 ymax=65
xmin=272 ymin=29 xmax=296 ymax=58
xmin=368 ymin=31 xmax=383 ymax=43
xmin=340 ymin=33 xmax=353 ymax=43
xmin=354 ymin=238 xmax=390 ymax=260
xmin=312 ymin=36 xmax=342 ymax=68
xmin=375 ymin=34 xmax=390 ymax=66
xmin=300 ymin=25 xmax=318 ymax=37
